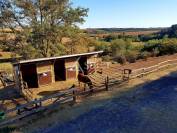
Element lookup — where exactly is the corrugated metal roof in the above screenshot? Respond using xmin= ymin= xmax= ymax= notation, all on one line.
xmin=14 ymin=51 xmax=103 ymax=65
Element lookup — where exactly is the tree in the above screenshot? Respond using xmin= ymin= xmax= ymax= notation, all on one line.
xmin=0 ymin=0 xmax=88 ymax=58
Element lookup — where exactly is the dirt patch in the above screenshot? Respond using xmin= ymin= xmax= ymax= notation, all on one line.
xmin=111 ymin=53 xmax=177 ymax=70
xmin=11 ymin=66 xmax=177 ymax=133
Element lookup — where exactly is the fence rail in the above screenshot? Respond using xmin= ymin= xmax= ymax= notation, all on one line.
xmin=0 ymin=88 xmax=76 ymax=127
xmin=131 ymin=59 xmax=177 ymax=78
xmin=1 ymin=58 xmax=177 ymax=127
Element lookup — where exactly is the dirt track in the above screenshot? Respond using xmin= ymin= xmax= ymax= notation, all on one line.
xmin=41 ymin=70 xmax=177 ymax=133
xmin=112 ymin=53 xmax=177 ymax=70
xmin=2 ymin=54 xmax=177 ymax=132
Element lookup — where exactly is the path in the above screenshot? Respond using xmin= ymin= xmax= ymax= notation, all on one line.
xmin=43 ymin=71 xmax=177 ymax=133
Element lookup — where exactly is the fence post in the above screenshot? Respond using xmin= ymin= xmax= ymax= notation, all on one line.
xmin=142 ymin=69 xmax=145 ymax=77
xmin=73 ymin=89 xmax=76 ymax=103
xmin=105 ymin=76 xmax=109 ymax=91
xmin=17 ymin=103 xmax=21 ymax=115
xmin=39 ymin=101 xmax=42 ymax=107
xmin=84 ymin=83 xmax=86 ymax=91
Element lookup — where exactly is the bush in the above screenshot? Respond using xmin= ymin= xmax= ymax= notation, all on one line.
xmin=125 ymin=51 xmax=139 ymax=63
xmin=125 ymin=54 xmax=136 ymax=63
xmin=151 ymin=48 xmax=160 ymax=57
xmin=110 ymin=39 xmax=127 ymax=56
xmin=102 ymin=55 xmax=111 ymax=62
xmin=138 ymin=51 xmax=151 ymax=60
xmin=95 ymin=41 xmax=110 ymax=52
xmin=113 ymin=55 xmax=126 ymax=64
xmin=142 ymin=38 xmax=177 ymax=56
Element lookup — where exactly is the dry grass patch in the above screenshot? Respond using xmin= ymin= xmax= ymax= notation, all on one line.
xmin=0 ymin=63 xmax=13 ymax=74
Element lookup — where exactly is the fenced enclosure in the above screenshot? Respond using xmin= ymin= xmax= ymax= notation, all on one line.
xmin=0 ymin=58 xmax=177 ymax=128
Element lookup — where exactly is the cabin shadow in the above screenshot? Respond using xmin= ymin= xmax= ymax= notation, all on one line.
xmin=0 ymin=85 xmax=21 ymax=101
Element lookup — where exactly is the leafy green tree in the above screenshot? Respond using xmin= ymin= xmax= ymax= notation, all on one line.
xmin=110 ymin=39 xmax=133 ymax=56
xmin=94 ymin=41 xmax=110 ymax=52
xmin=141 ymin=38 xmax=177 ymax=56
xmin=0 ymin=0 xmax=88 ymax=59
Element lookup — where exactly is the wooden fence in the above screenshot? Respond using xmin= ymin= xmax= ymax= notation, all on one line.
xmin=0 ymin=58 xmax=177 ymax=127
xmin=0 ymin=88 xmax=76 ymax=127
xmin=130 ymin=59 xmax=177 ymax=78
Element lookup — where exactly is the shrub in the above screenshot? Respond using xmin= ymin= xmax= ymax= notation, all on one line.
xmin=125 ymin=51 xmax=139 ymax=63
xmin=95 ymin=41 xmax=110 ymax=52
xmin=110 ymin=39 xmax=127 ymax=56
xmin=138 ymin=51 xmax=151 ymax=61
xmin=102 ymin=55 xmax=111 ymax=62
xmin=113 ymin=55 xmax=126 ymax=64
xmin=151 ymin=48 xmax=160 ymax=57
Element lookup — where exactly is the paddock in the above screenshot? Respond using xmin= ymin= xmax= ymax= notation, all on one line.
xmin=13 ymin=51 xmax=103 ymax=99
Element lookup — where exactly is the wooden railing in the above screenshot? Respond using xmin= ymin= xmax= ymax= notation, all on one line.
xmin=1 ymin=58 xmax=177 ymax=127
xmin=22 ymin=89 xmax=34 ymax=101
xmin=0 ymin=88 xmax=76 ymax=127
xmin=131 ymin=59 xmax=177 ymax=78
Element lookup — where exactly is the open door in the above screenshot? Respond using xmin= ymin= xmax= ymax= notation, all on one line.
xmin=54 ymin=60 xmax=66 ymax=81
xmin=21 ymin=64 xmax=38 ymax=88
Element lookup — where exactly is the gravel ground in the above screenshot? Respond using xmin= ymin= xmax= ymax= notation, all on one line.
xmin=41 ymin=71 xmax=177 ymax=133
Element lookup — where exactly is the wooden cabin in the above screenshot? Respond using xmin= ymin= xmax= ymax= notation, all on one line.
xmin=13 ymin=51 xmax=103 ymax=93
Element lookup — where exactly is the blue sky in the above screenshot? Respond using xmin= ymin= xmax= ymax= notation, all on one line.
xmin=72 ymin=0 xmax=177 ymax=28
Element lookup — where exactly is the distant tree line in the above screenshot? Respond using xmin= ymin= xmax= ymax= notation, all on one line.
xmin=86 ymin=28 xmax=163 ymax=34
xmin=94 ymin=25 xmax=177 ymax=64
xmin=139 ymin=24 xmax=177 ymax=41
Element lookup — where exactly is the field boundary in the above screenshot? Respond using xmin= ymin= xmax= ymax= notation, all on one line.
xmin=131 ymin=59 xmax=177 ymax=78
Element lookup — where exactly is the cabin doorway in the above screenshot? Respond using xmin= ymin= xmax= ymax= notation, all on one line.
xmin=79 ymin=56 xmax=88 ymax=75
xmin=21 ymin=64 xmax=38 ymax=88
xmin=54 ymin=60 xmax=66 ymax=81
